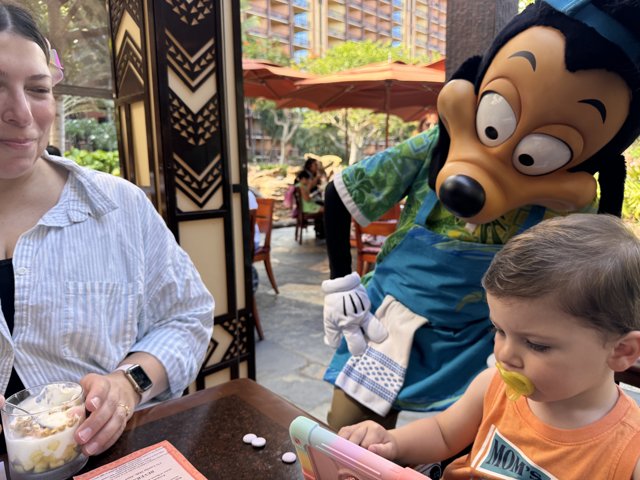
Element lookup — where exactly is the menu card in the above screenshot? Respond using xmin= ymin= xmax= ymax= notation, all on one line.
xmin=74 ymin=441 xmax=206 ymax=480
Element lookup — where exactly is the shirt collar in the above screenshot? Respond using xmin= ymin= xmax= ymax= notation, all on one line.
xmin=39 ymin=154 xmax=119 ymax=227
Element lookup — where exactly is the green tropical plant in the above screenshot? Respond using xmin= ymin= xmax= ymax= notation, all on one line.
xmin=623 ymin=159 xmax=640 ymax=222
xmin=65 ymin=118 xmax=118 ymax=151
xmin=65 ymin=148 xmax=120 ymax=176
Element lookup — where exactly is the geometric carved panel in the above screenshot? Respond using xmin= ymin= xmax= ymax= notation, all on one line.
xmin=174 ymin=152 xmax=223 ymax=208
xmin=116 ymin=31 xmax=144 ymax=97
xmin=165 ymin=0 xmax=214 ymax=27
xmin=163 ymin=1 xmax=223 ymax=208
xmin=111 ymin=0 xmax=142 ymax=34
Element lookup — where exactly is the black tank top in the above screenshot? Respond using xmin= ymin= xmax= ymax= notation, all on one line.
xmin=0 ymin=258 xmax=26 ymax=397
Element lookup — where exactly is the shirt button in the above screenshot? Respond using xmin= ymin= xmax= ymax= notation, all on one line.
xmin=16 ymin=267 xmax=28 ymax=275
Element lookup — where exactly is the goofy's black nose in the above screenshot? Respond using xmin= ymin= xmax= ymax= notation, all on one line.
xmin=438 ymin=175 xmax=486 ymax=218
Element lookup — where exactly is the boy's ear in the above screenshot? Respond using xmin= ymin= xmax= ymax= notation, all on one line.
xmin=608 ymin=331 xmax=640 ymax=372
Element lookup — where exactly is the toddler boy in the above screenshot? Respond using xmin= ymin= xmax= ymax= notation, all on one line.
xmin=339 ymin=214 xmax=640 ymax=479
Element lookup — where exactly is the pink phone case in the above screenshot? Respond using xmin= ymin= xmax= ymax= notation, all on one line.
xmin=289 ymin=416 xmax=431 ymax=480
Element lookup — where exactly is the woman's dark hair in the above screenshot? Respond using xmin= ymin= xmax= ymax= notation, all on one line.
xmin=0 ymin=2 xmax=49 ymax=63
xmin=297 ymin=170 xmax=311 ymax=181
xmin=303 ymin=158 xmax=318 ymax=171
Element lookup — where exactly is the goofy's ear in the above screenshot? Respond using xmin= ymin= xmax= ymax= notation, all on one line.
xmin=597 ymin=154 xmax=626 ymax=217
xmin=429 ymin=55 xmax=483 ymax=190
xmin=608 ymin=331 xmax=640 ymax=373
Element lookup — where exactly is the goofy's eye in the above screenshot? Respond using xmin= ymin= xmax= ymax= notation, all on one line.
xmin=476 ymin=92 xmax=516 ymax=147
xmin=512 ymin=134 xmax=572 ymax=176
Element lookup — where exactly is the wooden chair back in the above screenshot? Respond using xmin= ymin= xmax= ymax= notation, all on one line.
xmin=354 ymin=203 xmax=401 ymax=276
xmin=255 ymin=198 xmax=274 ymax=253
xmin=253 ymin=197 xmax=279 ymax=294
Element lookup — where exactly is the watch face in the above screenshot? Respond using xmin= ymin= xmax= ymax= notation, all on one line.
xmin=128 ymin=365 xmax=153 ymax=392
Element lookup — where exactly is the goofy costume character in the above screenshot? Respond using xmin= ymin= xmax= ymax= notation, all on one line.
xmin=321 ymin=0 xmax=640 ymax=430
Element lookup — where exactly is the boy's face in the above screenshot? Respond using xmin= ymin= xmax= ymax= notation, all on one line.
xmin=487 ymin=293 xmax=617 ymax=405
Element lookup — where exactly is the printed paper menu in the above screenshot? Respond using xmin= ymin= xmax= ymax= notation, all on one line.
xmin=74 ymin=441 xmax=206 ymax=480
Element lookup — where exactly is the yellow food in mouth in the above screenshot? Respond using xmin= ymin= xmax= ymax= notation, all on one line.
xmin=496 ymin=362 xmax=534 ymax=401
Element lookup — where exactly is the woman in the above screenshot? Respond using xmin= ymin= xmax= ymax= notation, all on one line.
xmin=0 ymin=3 xmax=214 ymax=456
xmin=296 ymin=170 xmax=325 ymax=239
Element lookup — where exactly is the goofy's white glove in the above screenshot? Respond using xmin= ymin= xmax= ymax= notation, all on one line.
xmin=322 ymin=272 xmax=388 ymax=356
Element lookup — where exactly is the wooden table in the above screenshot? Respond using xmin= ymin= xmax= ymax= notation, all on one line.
xmin=3 ymin=379 xmax=316 ymax=479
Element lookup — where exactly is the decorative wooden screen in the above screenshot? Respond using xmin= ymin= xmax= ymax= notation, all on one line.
xmin=107 ymin=0 xmax=255 ymax=388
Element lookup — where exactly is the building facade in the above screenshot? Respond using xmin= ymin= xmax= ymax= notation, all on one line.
xmin=244 ymin=0 xmax=446 ymax=64
xmin=243 ymin=0 xmax=447 ymax=163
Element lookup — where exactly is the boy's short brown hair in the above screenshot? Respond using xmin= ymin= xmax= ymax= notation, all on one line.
xmin=482 ymin=214 xmax=640 ymax=336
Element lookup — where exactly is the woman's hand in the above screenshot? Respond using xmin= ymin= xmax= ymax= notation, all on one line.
xmin=338 ymin=420 xmax=398 ymax=460
xmin=75 ymin=372 xmax=139 ymax=456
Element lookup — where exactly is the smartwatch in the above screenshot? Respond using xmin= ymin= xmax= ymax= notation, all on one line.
xmin=115 ymin=364 xmax=153 ymax=404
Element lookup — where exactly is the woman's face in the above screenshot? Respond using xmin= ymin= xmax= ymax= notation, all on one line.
xmin=0 ymin=32 xmax=55 ymax=180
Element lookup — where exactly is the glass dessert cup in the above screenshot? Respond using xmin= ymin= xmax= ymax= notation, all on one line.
xmin=1 ymin=382 xmax=88 ymax=480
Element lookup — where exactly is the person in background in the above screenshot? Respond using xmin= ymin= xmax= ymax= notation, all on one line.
xmin=0 ymin=2 xmax=214 ymax=456
xmin=340 ymin=214 xmax=640 ymax=479
xmin=299 ymin=156 xmax=325 ymax=204
xmin=248 ymin=188 xmax=260 ymax=292
xmin=296 ymin=170 xmax=325 ymax=239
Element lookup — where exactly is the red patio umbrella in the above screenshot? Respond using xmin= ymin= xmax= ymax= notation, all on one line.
xmin=242 ymin=58 xmax=314 ymax=101
xmin=277 ymin=61 xmax=445 ymax=146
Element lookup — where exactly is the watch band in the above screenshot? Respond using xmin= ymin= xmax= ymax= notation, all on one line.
xmin=115 ymin=363 xmax=154 ymax=404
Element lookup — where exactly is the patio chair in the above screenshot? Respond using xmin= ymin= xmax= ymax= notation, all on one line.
xmin=353 ymin=203 xmax=401 ymax=276
xmin=293 ymin=186 xmax=323 ymax=244
xmin=253 ymin=197 xmax=279 ymax=294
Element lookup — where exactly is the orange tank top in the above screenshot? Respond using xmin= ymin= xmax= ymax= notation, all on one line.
xmin=444 ymin=372 xmax=640 ymax=479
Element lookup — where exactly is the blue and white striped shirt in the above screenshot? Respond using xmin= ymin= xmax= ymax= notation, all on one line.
xmin=1 ymin=155 xmax=214 ymax=401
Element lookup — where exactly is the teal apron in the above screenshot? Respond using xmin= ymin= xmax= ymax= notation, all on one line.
xmin=325 ymin=190 xmax=545 ymax=411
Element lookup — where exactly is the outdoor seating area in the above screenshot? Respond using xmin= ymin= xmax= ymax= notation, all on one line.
xmin=353 ymin=203 xmax=402 ymax=276
xmin=5 ymin=1 xmax=640 ymax=477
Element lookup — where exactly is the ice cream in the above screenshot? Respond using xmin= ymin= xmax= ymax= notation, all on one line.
xmin=3 ymin=382 xmax=86 ymax=478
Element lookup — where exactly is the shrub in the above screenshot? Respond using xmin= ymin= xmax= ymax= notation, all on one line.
xmin=65 ymin=118 xmax=118 ymax=152
xmin=623 ymin=160 xmax=640 ymax=222
xmin=65 ymin=148 xmax=121 ymax=176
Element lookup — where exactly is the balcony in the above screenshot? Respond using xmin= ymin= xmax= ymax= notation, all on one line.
xmin=328 ymin=27 xmax=346 ymax=38
xmin=328 ymin=8 xmax=345 ymax=20
xmin=362 ymin=2 xmax=377 ymax=14
xmin=269 ymin=10 xmax=290 ymax=22
xmin=292 ymin=0 xmax=309 ymax=9
xmin=246 ymin=28 xmax=268 ymax=38
xmin=363 ymin=20 xmax=377 ymax=31
xmin=294 ymin=13 xmax=309 ymax=27
xmin=270 ymin=30 xmax=290 ymax=42
xmin=392 ymin=11 xmax=402 ymax=23
xmin=347 ymin=14 xmax=362 ymax=26
xmin=392 ymin=0 xmax=403 ymax=6
xmin=248 ymin=3 xmax=267 ymax=14
xmin=293 ymin=36 xmax=310 ymax=47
